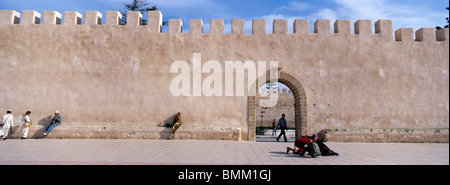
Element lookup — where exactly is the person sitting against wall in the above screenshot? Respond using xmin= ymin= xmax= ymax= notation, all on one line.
xmin=44 ymin=110 xmax=61 ymax=136
xmin=171 ymin=112 xmax=182 ymax=139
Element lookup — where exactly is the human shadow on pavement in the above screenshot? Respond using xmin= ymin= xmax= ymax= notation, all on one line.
xmin=30 ymin=115 xmax=53 ymax=139
xmin=157 ymin=113 xmax=177 ymax=139
xmin=270 ymin=151 xmax=317 ymax=158
xmin=8 ymin=126 xmax=20 ymax=139
xmin=270 ymin=151 xmax=295 ymax=157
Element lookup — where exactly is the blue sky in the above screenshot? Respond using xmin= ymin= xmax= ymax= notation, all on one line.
xmin=1 ymin=0 xmax=448 ymax=34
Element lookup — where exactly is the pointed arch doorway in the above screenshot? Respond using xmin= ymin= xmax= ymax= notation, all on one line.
xmin=248 ymin=71 xmax=307 ymax=141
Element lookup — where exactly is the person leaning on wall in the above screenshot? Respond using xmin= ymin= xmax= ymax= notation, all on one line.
xmin=171 ymin=112 xmax=182 ymax=139
xmin=44 ymin=110 xmax=61 ymax=136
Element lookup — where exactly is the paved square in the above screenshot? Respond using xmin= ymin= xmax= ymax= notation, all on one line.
xmin=0 ymin=139 xmax=448 ymax=165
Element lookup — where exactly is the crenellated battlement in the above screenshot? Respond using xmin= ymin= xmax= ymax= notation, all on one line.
xmin=259 ymin=88 xmax=293 ymax=97
xmin=0 ymin=10 xmax=448 ymax=42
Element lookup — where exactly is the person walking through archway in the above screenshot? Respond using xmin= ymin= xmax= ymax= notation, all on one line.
xmin=271 ymin=119 xmax=276 ymax=136
xmin=276 ymin=114 xmax=287 ymax=142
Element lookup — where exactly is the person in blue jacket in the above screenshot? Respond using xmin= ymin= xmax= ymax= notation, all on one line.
xmin=276 ymin=114 xmax=288 ymax=142
xmin=44 ymin=110 xmax=61 ymax=136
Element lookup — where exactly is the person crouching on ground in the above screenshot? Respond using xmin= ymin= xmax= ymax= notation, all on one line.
xmin=313 ymin=134 xmax=339 ymax=156
xmin=44 ymin=110 xmax=61 ymax=136
xmin=286 ymin=134 xmax=321 ymax=158
xmin=286 ymin=135 xmax=311 ymax=156
xmin=309 ymin=134 xmax=322 ymax=158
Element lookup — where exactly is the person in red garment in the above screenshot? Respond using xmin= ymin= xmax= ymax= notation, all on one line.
xmin=286 ymin=135 xmax=312 ymax=156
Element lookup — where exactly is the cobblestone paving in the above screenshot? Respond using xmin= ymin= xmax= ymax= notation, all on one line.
xmin=0 ymin=139 xmax=448 ymax=165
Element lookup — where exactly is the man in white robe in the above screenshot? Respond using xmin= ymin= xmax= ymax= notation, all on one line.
xmin=21 ymin=111 xmax=31 ymax=139
xmin=1 ymin=110 xmax=14 ymax=140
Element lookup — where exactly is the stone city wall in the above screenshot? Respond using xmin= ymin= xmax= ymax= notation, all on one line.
xmin=0 ymin=10 xmax=448 ymax=142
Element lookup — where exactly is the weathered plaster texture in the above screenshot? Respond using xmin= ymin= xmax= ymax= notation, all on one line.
xmin=0 ymin=10 xmax=448 ymax=142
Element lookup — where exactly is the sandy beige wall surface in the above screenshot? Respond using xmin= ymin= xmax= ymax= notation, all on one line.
xmin=0 ymin=10 xmax=448 ymax=142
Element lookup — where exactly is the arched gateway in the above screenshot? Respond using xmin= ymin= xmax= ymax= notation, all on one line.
xmin=248 ymin=70 xmax=307 ymax=141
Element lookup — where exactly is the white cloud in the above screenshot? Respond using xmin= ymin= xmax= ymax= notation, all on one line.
xmin=332 ymin=0 xmax=444 ymax=30
xmin=333 ymin=0 xmax=386 ymax=19
xmin=253 ymin=0 xmax=444 ymax=34
xmin=152 ymin=0 xmax=217 ymax=8
xmin=101 ymin=0 xmax=217 ymax=9
xmin=110 ymin=0 xmax=444 ymax=34
xmin=249 ymin=14 xmax=304 ymax=33
xmin=309 ymin=8 xmax=337 ymax=22
xmin=274 ymin=1 xmax=311 ymax=12
xmin=246 ymin=10 xmax=337 ymax=33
